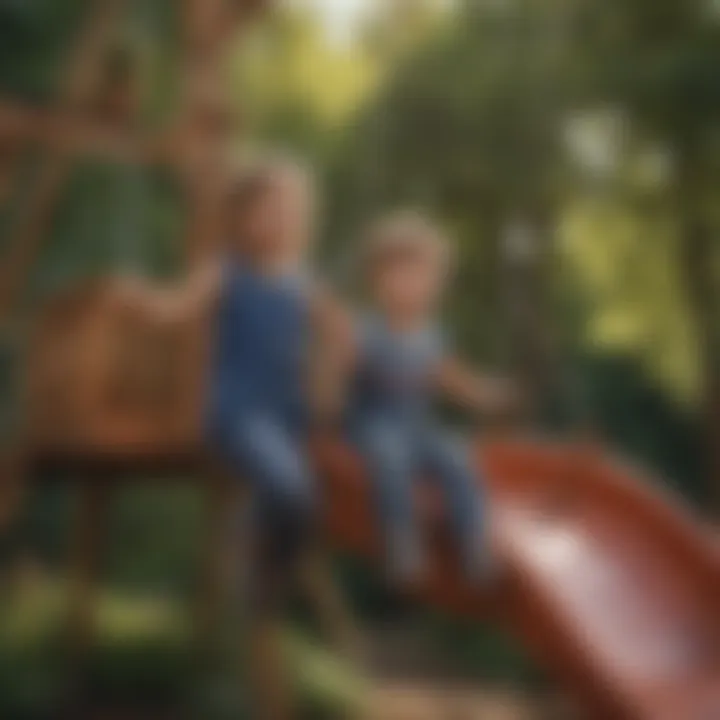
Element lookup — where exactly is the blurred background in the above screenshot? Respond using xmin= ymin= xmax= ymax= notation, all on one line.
xmin=0 ymin=0 xmax=718 ymax=718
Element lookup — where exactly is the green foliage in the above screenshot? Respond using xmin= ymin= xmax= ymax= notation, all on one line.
xmin=105 ymin=484 xmax=203 ymax=594
xmin=230 ymin=5 xmax=380 ymax=162
xmin=0 ymin=582 xmax=365 ymax=719
xmin=561 ymin=198 xmax=702 ymax=400
xmin=425 ymin=612 xmax=544 ymax=688
xmin=286 ymin=630 xmax=369 ymax=719
xmin=581 ymin=353 xmax=705 ymax=501
xmin=0 ymin=0 xmax=89 ymax=101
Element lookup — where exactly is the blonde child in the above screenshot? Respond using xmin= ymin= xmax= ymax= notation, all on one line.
xmin=350 ymin=212 xmax=516 ymax=586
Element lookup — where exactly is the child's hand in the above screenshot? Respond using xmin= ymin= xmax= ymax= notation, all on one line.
xmin=113 ymin=260 xmax=220 ymax=323
xmin=478 ymin=377 xmax=522 ymax=414
xmin=437 ymin=358 xmax=524 ymax=419
xmin=111 ymin=275 xmax=177 ymax=324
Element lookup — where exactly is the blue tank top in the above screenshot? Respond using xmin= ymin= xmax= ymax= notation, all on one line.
xmin=353 ymin=315 xmax=446 ymax=419
xmin=207 ymin=261 xmax=311 ymax=430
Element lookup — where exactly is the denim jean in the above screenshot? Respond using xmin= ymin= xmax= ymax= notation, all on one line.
xmin=208 ymin=412 xmax=317 ymax=604
xmin=354 ymin=414 xmax=487 ymax=582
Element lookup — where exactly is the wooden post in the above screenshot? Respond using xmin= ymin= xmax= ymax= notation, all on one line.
xmin=66 ymin=477 xmax=113 ymax=702
xmin=0 ymin=449 xmax=27 ymax=590
xmin=0 ymin=447 xmax=27 ymax=535
xmin=195 ymin=466 xmax=245 ymax=649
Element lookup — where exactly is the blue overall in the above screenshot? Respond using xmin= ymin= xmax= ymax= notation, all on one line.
xmin=351 ymin=317 xmax=486 ymax=582
xmin=205 ymin=262 xmax=317 ymax=596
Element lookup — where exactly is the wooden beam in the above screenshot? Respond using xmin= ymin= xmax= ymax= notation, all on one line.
xmin=0 ymin=100 xmax=181 ymax=166
xmin=179 ymin=0 xmax=241 ymax=264
xmin=57 ymin=0 xmax=128 ymax=111
xmin=0 ymin=156 xmax=73 ymax=321
xmin=0 ymin=0 xmax=126 ymax=324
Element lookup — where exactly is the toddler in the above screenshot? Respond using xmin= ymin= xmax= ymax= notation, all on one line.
xmin=351 ymin=212 xmax=515 ymax=586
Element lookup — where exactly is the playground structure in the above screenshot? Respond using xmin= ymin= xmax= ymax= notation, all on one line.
xmin=0 ymin=2 xmax=719 ymax=719
xmin=0 ymin=0 xmax=268 ymax=675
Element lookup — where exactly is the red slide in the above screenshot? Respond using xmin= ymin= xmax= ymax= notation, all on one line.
xmin=314 ymin=437 xmax=720 ymax=720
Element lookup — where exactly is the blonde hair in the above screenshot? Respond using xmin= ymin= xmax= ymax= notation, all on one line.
xmin=225 ymin=152 xmax=314 ymax=215
xmin=361 ymin=210 xmax=453 ymax=278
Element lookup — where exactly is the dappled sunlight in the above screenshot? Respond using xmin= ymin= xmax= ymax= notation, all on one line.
xmin=560 ymin=202 xmax=702 ymax=402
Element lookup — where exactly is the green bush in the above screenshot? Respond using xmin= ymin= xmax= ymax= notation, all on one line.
xmin=0 ymin=580 xmax=366 ymax=719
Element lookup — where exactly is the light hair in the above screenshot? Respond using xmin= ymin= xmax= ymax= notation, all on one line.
xmin=225 ymin=151 xmax=314 ymax=214
xmin=361 ymin=210 xmax=453 ymax=277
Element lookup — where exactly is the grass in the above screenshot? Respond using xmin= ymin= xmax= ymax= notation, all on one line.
xmin=0 ymin=576 xmax=366 ymax=719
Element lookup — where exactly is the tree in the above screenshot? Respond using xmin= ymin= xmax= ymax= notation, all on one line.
xmin=576 ymin=0 xmax=720 ymax=512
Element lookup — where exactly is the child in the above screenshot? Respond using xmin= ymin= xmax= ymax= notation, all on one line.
xmin=118 ymin=154 xmax=352 ymax=717
xmin=350 ymin=212 xmax=516 ymax=587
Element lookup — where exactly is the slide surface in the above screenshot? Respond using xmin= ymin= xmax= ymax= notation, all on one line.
xmin=313 ymin=437 xmax=720 ymax=720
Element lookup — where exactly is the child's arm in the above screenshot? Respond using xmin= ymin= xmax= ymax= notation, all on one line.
xmin=309 ymin=286 xmax=358 ymax=423
xmin=115 ymin=259 xmax=222 ymax=321
xmin=436 ymin=356 xmax=520 ymax=416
